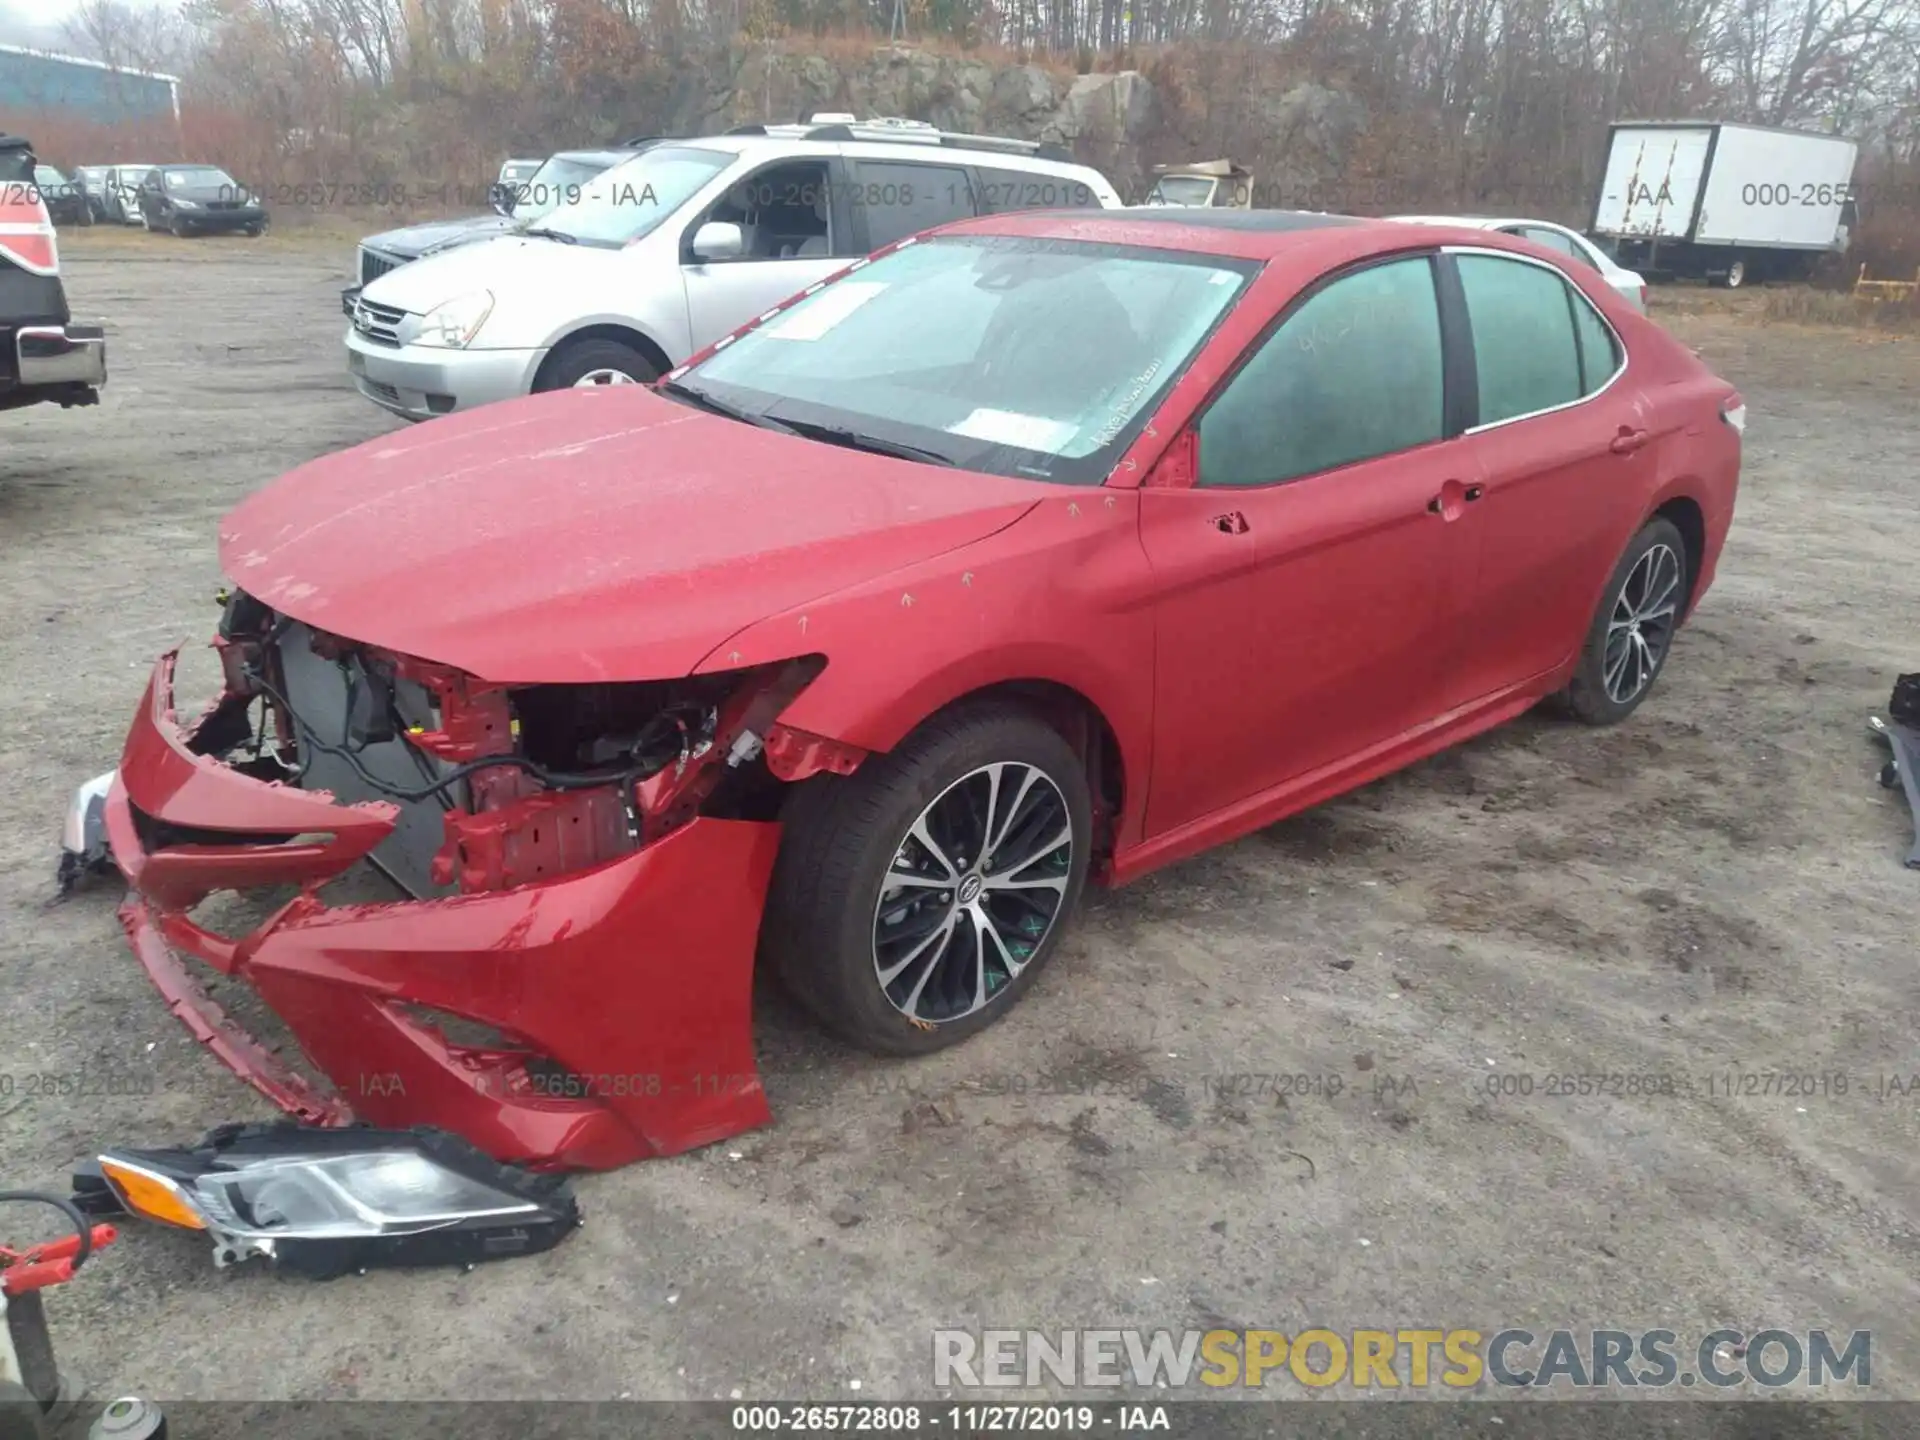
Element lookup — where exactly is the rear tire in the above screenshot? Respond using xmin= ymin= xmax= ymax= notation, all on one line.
xmin=1721 ymin=257 xmax=1747 ymax=289
xmin=763 ymin=703 xmax=1092 ymax=1056
xmin=1562 ymin=518 xmax=1689 ymax=726
xmin=537 ymin=337 xmax=658 ymax=391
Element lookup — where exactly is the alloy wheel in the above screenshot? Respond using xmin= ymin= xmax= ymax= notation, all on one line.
xmin=572 ymin=368 xmax=638 ymax=387
xmin=871 ymin=761 xmax=1074 ymax=1025
xmin=1604 ymin=542 xmax=1682 ymax=705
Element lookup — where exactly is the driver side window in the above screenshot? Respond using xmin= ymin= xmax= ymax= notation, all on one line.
xmin=692 ymin=161 xmax=834 ymax=262
xmin=1197 ymin=256 xmax=1446 ymax=488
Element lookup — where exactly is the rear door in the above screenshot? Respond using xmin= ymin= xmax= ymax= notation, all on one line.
xmin=1139 ymin=252 xmax=1481 ymax=836
xmin=1439 ymin=248 xmax=1654 ymax=709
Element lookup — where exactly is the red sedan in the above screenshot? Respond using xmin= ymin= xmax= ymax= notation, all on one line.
xmin=102 ymin=209 xmax=1743 ymax=1169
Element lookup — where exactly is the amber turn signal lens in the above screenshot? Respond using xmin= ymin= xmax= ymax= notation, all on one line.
xmin=99 ymin=1158 xmax=207 ymax=1230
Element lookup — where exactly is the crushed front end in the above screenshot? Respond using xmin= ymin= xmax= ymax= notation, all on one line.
xmin=105 ymin=591 xmax=839 ymax=1170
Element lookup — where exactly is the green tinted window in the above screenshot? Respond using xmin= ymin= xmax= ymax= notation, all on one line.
xmin=1197 ymin=256 xmax=1444 ymax=487
xmin=1458 ymin=254 xmax=1582 ymax=424
xmin=1569 ymin=290 xmax=1621 ymax=395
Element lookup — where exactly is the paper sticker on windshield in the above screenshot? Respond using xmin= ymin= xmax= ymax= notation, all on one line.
xmin=764 ymin=282 xmax=887 ymax=341
xmin=946 ymin=409 xmax=1078 ymax=451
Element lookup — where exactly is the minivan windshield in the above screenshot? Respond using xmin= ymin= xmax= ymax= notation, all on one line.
xmin=533 ymin=145 xmax=734 ymax=247
xmin=679 ymin=234 xmax=1255 ymax=485
xmin=508 ymin=154 xmax=620 ymax=224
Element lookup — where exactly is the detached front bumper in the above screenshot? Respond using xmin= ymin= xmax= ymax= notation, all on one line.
xmin=107 ymin=652 xmax=780 ymax=1171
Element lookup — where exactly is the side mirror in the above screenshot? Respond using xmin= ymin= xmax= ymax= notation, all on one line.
xmin=488 ymin=182 xmax=514 ymax=216
xmin=691 ymin=220 xmax=744 ymax=262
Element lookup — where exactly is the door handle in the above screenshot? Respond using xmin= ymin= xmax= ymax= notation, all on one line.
xmin=1426 ymin=480 xmax=1479 ymax=519
xmin=1211 ymin=510 xmax=1250 ymax=535
xmin=1610 ymin=426 xmax=1650 ymax=455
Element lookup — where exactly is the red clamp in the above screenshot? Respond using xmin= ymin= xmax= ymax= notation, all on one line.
xmin=0 ymin=1223 xmax=118 ymax=1295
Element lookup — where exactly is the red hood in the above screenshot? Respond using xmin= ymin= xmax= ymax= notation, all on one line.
xmin=219 ymin=387 xmax=1042 ymax=682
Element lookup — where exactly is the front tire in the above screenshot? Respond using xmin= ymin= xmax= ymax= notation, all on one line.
xmin=537 ymin=337 xmax=658 ymax=391
xmin=1720 ymin=257 xmax=1747 ymax=289
xmin=1562 ymin=518 xmax=1689 ymax=725
xmin=764 ymin=703 xmax=1092 ymax=1056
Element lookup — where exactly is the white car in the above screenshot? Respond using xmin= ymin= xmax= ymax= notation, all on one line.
xmin=1389 ymin=215 xmax=1648 ymax=313
xmin=103 ymin=165 xmax=155 ymax=225
xmin=346 ymin=117 xmax=1125 ymax=421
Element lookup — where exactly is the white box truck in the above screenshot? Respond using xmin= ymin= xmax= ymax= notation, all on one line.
xmin=1590 ymin=120 xmax=1858 ymax=288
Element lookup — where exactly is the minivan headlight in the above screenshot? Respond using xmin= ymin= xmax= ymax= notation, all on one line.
xmin=416 ymin=290 xmax=494 ymax=349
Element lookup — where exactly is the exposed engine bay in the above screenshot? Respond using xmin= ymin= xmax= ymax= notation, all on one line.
xmin=201 ymin=589 xmax=854 ymax=899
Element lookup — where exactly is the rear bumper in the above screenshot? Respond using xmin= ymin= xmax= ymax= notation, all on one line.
xmin=108 ymin=651 xmax=779 ymax=1171
xmin=16 ymin=323 xmax=107 ymax=390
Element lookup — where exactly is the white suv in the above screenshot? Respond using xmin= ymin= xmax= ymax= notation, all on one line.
xmin=345 ymin=117 xmax=1125 ymax=421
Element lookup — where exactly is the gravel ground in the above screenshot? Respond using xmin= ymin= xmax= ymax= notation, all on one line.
xmin=2 ymin=232 xmax=1917 ymax=1407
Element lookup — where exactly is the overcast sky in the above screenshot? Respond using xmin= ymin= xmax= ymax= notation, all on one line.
xmin=0 ymin=0 xmax=166 ymax=52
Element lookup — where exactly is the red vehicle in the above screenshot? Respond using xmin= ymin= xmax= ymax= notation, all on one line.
xmin=96 ymin=210 xmax=1742 ymax=1170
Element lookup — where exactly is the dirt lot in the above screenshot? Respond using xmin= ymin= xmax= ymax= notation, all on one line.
xmin=3 ymin=229 xmax=1918 ymax=1407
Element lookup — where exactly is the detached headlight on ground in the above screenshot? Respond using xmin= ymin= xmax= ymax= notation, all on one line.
xmin=415 ymin=290 xmax=494 ymax=349
xmin=90 ymin=1123 xmax=581 ymax=1278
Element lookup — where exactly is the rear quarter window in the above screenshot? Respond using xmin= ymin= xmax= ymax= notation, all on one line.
xmin=1568 ymin=288 xmax=1622 ymax=395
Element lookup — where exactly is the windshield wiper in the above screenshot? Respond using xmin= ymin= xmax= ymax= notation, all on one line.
xmin=518 ymin=226 xmax=578 ymax=244
xmin=773 ymin=417 xmax=956 ymax=467
xmin=656 ymin=379 xmax=796 ymax=433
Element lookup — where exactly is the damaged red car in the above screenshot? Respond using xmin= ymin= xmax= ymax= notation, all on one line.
xmin=97 ymin=210 xmax=1743 ymax=1170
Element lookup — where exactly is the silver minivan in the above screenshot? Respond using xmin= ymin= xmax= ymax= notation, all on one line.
xmin=346 ymin=117 xmax=1124 ymax=421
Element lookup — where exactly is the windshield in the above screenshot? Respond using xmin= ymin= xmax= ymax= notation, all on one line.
xmin=34 ymin=165 xmax=68 ymax=190
xmin=533 ymin=145 xmax=733 ymax=247
xmin=1146 ymin=175 xmax=1218 ymax=207
xmin=681 ymin=234 xmax=1255 ymax=485
xmin=509 ymin=155 xmax=618 ymax=223
xmin=167 ymin=166 xmax=237 ymax=189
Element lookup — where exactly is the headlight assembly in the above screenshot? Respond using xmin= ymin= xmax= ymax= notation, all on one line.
xmin=89 ymin=1123 xmax=581 ymax=1278
xmin=415 ymin=289 xmax=494 ymax=349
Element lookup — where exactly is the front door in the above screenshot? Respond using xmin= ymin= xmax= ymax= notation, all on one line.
xmin=681 ymin=158 xmax=857 ymax=353
xmin=1139 ymin=252 xmax=1480 ymax=838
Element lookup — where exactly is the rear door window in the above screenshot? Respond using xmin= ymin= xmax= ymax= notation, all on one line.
xmin=851 ymin=161 xmax=975 ymax=249
xmin=1198 ymin=255 xmax=1446 ymax=487
xmin=975 ymin=166 xmax=1103 ymax=213
xmin=1457 ymin=253 xmax=1584 ymax=424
